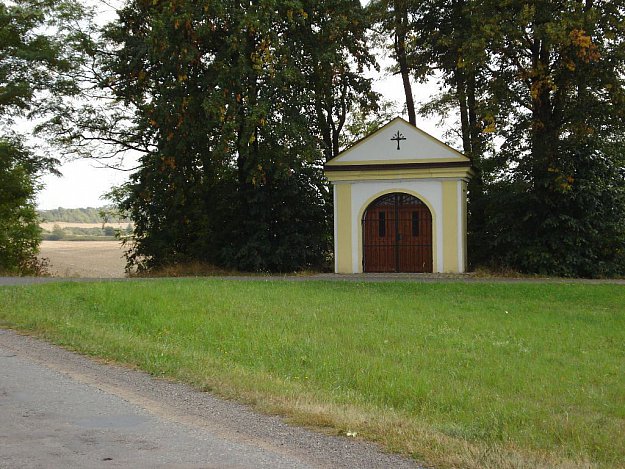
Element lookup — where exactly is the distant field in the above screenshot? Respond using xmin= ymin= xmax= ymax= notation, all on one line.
xmin=39 ymin=240 xmax=127 ymax=278
xmin=38 ymin=206 xmax=130 ymax=225
xmin=40 ymin=222 xmax=131 ymax=231
xmin=0 ymin=280 xmax=623 ymax=468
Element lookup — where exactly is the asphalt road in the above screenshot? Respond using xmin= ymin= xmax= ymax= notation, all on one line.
xmin=2 ymin=274 xmax=624 ymax=287
xmin=0 ymin=330 xmax=419 ymax=469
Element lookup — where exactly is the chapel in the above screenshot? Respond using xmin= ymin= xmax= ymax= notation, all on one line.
xmin=324 ymin=117 xmax=473 ymax=273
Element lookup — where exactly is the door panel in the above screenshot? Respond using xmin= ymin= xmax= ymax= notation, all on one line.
xmin=396 ymin=204 xmax=432 ymax=272
xmin=362 ymin=193 xmax=432 ymax=273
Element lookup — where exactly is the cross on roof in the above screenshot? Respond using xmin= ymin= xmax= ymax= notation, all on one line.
xmin=390 ymin=130 xmax=406 ymax=150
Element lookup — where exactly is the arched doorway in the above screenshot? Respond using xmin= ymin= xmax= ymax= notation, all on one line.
xmin=362 ymin=193 xmax=433 ymax=273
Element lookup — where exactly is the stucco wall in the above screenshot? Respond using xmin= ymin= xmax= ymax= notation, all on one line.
xmin=333 ymin=179 xmax=467 ymax=274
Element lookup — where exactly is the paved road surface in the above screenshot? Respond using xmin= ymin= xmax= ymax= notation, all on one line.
xmin=2 ymin=275 xmax=625 ymax=286
xmin=0 ymin=330 xmax=419 ymax=469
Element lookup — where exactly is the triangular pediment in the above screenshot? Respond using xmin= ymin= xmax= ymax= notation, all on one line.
xmin=326 ymin=117 xmax=470 ymax=167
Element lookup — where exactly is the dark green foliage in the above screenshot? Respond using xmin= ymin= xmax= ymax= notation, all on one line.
xmin=0 ymin=0 xmax=84 ymax=120
xmin=101 ymin=0 xmax=373 ymax=272
xmin=215 ymin=166 xmax=331 ymax=272
xmin=0 ymin=138 xmax=53 ymax=274
xmin=477 ymin=164 xmax=625 ymax=277
xmin=385 ymin=0 xmax=625 ymax=277
xmin=471 ymin=0 xmax=625 ymax=277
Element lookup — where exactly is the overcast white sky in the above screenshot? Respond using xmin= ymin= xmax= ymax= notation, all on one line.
xmin=36 ymin=2 xmax=449 ymax=210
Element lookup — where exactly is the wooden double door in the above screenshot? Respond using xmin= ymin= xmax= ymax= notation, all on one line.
xmin=362 ymin=193 xmax=433 ymax=273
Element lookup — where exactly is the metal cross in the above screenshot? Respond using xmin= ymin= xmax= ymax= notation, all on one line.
xmin=390 ymin=131 xmax=406 ymax=150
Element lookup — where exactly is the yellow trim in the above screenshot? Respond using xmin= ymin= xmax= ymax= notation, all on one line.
xmin=335 ymin=184 xmax=352 ymax=273
xmin=462 ymin=180 xmax=468 ymax=271
xmin=327 ymin=157 xmax=468 ymax=166
xmin=326 ymin=167 xmax=474 ymax=182
xmin=442 ymin=181 xmax=459 ymax=272
xmin=356 ymin=189 xmax=437 ymax=273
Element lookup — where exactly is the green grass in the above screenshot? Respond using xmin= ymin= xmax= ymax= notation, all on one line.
xmin=1 ymin=279 xmax=623 ymax=468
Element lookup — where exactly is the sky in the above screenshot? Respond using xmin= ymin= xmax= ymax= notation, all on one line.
xmin=35 ymin=2 xmax=448 ymax=210
xmin=37 ymin=158 xmax=134 ymax=210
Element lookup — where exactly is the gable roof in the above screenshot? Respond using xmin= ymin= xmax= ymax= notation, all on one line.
xmin=325 ymin=117 xmax=471 ymax=169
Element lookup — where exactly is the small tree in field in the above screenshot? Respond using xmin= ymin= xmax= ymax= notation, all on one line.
xmin=0 ymin=139 xmax=51 ymax=274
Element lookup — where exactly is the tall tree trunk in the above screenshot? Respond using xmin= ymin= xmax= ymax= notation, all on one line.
xmin=529 ymin=33 xmax=557 ymax=191
xmin=467 ymin=71 xmax=483 ymax=188
xmin=237 ymin=30 xmax=259 ymax=191
xmin=317 ymin=101 xmax=333 ymax=161
xmin=456 ymin=70 xmax=471 ymax=155
xmin=393 ymin=1 xmax=416 ymax=125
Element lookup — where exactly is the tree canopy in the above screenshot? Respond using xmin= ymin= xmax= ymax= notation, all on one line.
xmin=4 ymin=0 xmax=625 ymax=277
xmin=92 ymin=0 xmax=378 ymax=272
xmin=0 ymin=138 xmax=53 ymax=274
xmin=0 ymin=0 xmax=85 ymax=274
xmin=375 ymin=0 xmax=625 ymax=276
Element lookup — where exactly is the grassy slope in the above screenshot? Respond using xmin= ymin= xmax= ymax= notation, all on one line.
xmin=0 ymin=280 xmax=623 ymax=468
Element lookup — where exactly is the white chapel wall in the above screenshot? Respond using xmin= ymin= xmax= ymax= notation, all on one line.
xmin=349 ymin=180 xmax=444 ymax=273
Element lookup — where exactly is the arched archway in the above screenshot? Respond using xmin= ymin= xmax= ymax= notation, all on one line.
xmin=362 ymin=193 xmax=433 ymax=272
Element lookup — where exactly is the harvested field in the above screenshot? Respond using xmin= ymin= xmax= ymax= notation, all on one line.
xmin=39 ymin=240 xmax=127 ymax=278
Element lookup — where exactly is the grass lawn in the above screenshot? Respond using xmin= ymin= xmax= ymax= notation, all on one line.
xmin=0 ymin=279 xmax=623 ymax=468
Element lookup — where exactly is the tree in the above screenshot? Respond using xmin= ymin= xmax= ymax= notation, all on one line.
xmin=0 ymin=0 xmax=85 ymax=274
xmin=369 ymin=0 xmax=418 ymax=125
xmin=406 ymin=0 xmax=501 ymax=269
xmin=83 ymin=0 xmax=378 ymax=273
xmin=294 ymin=0 xmax=380 ymax=160
xmin=339 ymin=98 xmax=399 ymax=149
xmin=382 ymin=0 xmax=625 ymax=276
xmin=0 ymin=0 xmax=85 ymax=120
xmin=0 ymin=138 xmax=57 ymax=274
xmin=475 ymin=0 xmax=625 ymax=276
